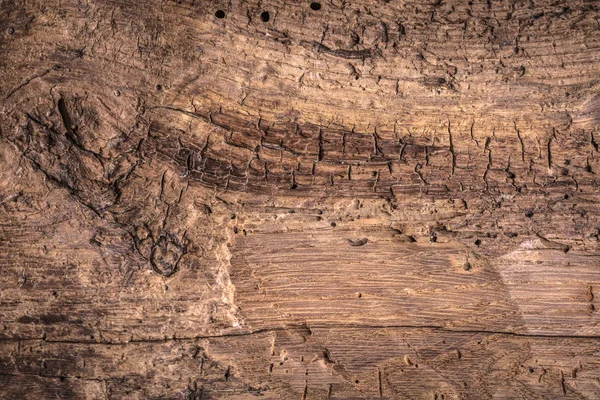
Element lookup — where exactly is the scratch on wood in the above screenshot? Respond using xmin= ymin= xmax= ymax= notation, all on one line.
xmin=448 ymin=119 xmax=456 ymax=176
xmin=514 ymin=121 xmax=525 ymax=163
xmin=347 ymin=238 xmax=368 ymax=246
xmin=299 ymin=40 xmax=377 ymax=60
xmin=378 ymin=368 xmax=383 ymax=398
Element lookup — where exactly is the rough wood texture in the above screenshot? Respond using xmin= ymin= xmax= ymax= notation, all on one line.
xmin=2 ymin=0 xmax=600 ymax=398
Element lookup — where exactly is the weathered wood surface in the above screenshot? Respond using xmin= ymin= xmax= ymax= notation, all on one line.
xmin=2 ymin=0 xmax=600 ymax=398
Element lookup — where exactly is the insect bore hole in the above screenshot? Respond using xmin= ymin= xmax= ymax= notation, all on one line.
xmin=215 ymin=10 xmax=225 ymax=18
xmin=310 ymin=2 xmax=322 ymax=11
xmin=260 ymin=11 xmax=270 ymax=22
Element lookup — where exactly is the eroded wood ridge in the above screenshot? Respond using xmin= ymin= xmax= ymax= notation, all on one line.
xmin=1 ymin=0 xmax=600 ymax=398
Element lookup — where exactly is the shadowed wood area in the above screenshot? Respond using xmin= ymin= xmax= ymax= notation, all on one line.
xmin=1 ymin=0 xmax=600 ymax=398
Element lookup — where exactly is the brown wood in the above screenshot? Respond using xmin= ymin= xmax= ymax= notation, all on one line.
xmin=2 ymin=0 xmax=600 ymax=398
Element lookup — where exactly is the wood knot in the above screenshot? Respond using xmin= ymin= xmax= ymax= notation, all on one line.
xmin=150 ymin=236 xmax=187 ymax=277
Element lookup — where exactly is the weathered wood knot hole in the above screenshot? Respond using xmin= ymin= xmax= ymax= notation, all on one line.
xmin=260 ymin=11 xmax=270 ymax=22
xmin=310 ymin=2 xmax=321 ymax=11
xmin=215 ymin=10 xmax=225 ymax=18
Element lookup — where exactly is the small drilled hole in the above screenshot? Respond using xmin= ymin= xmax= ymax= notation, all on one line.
xmin=260 ymin=11 xmax=270 ymax=22
xmin=215 ymin=10 xmax=225 ymax=18
xmin=310 ymin=2 xmax=321 ymax=10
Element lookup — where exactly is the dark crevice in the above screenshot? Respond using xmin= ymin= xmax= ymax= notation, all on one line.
xmin=4 ymin=323 xmax=600 ymax=345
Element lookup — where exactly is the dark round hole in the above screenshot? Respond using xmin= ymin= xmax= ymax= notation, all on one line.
xmin=156 ymin=84 xmax=162 ymax=91
xmin=310 ymin=2 xmax=321 ymax=10
xmin=6 ymin=27 xmax=14 ymax=35
xmin=260 ymin=11 xmax=270 ymax=22
xmin=215 ymin=10 xmax=225 ymax=18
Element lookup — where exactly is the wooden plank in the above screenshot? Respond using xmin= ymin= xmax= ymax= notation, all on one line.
xmin=2 ymin=0 xmax=600 ymax=398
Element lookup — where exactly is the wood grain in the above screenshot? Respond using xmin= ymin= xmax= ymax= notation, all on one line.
xmin=1 ymin=0 xmax=600 ymax=398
